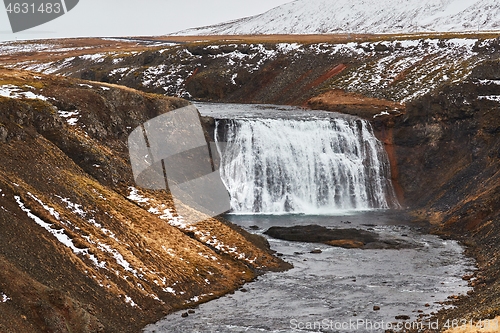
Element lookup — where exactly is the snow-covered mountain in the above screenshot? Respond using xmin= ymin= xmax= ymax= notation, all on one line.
xmin=176 ymin=0 xmax=500 ymax=35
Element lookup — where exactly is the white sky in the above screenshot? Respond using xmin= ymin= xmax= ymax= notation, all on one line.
xmin=0 ymin=0 xmax=291 ymax=42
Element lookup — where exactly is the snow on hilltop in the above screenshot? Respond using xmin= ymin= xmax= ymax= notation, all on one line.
xmin=175 ymin=0 xmax=500 ymax=35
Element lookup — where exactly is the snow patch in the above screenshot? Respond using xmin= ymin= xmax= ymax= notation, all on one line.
xmin=276 ymin=43 xmax=302 ymax=53
xmin=1 ymin=293 xmax=10 ymax=303
xmin=0 ymin=41 xmax=94 ymax=56
xmin=478 ymin=95 xmax=500 ymax=102
xmin=0 ymin=84 xmax=48 ymax=101
xmin=123 ymin=295 xmax=138 ymax=307
xmin=479 ymin=79 xmax=500 ymax=85
xmin=27 ymin=192 xmax=60 ymax=220
xmin=97 ymin=242 xmax=139 ymax=278
xmin=15 ymin=195 xmax=87 ymax=255
xmin=109 ymin=67 xmax=130 ymax=76
xmin=230 ymin=73 xmax=238 ymax=85
xmin=0 ymin=41 xmax=57 ymax=55
xmin=79 ymin=53 xmax=106 ymax=63
xmin=57 ymin=196 xmax=87 ymax=217
xmin=127 ymin=187 xmax=150 ymax=203
xmin=57 ymin=110 xmax=80 ymax=126
xmin=373 ymin=111 xmax=390 ymax=118
xmin=164 ymin=287 xmax=176 ymax=294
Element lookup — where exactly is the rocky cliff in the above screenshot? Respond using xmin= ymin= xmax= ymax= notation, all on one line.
xmin=395 ymin=76 xmax=500 ymax=323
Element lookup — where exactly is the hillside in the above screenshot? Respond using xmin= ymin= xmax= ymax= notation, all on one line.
xmin=4 ymin=35 xmax=499 ymax=107
xmin=0 ymin=68 xmax=287 ymax=333
xmin=176 ymin=0 xmax=500 ymax=35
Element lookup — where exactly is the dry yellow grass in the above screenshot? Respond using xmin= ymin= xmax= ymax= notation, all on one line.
xmin=154 ymin=31 xmax=500 ymax=44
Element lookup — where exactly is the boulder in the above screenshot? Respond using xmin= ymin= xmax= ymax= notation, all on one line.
xmin=264 ymin=225 xmax=410 ymax=249
xmin=0 ymin=125 xmax=7 ymax=143
xmin=264 ymin=224 xmax=377 ymax=244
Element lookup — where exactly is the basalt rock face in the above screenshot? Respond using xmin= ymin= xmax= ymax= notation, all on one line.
xmin=0 ymin=69 xmax=287 ymax=333
xmin=373 ymin=73 xmax=500 ymax=322
xmin=372 ymin=62 xmax=500 ymax=228
xmin=395 ymin=80 xmax=499 ymax=218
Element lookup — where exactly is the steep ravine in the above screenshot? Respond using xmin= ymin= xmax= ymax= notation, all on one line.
xmin=148 ymin=43 xmax=498 ymax=328
xmin=1 ymin=35 xmax=499 ymax=330
xmin=103 ymin=38 xmax=499 ymax=327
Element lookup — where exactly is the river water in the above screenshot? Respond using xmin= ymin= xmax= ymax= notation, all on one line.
xmin=144 ymin=212 xmax=473 ymax=333
xmin=143 ymin=103 xmax=474 ymax=333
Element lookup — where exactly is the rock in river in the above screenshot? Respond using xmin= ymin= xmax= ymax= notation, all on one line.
xmin=264 ymin=225 xmax=408 ymax=249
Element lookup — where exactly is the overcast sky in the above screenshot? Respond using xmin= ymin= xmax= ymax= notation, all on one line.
xmin=0 ymin=0 xmax=291 ymax=42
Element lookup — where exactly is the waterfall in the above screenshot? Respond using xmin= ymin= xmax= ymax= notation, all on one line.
xmin=215 ymin=117 xmax=399 ymax=214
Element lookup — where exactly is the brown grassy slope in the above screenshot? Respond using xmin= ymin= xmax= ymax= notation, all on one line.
xmin=308 ymin=89 xmax=405 ymax=118
xmin=146 ymin=32 xmax=500 ymax=45
xmin=0 ymin=38 xmax=155 ymax=68
xmin=0 ymin=68 xmax=287 ymax=333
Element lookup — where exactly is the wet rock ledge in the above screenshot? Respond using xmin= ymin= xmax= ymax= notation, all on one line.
xmin=264 ymin=224 xmax=410 ymax=249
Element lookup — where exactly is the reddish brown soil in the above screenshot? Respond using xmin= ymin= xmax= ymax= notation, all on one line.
xmin=307 ymin=89 xmax=405 ymax=118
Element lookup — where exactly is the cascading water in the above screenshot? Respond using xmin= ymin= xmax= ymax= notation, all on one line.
xmin=216 ymin=116 xmax=399 ymax=214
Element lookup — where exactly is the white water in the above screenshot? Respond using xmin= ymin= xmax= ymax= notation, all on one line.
xmin=216 ymin=117 xmax=399 ymax=214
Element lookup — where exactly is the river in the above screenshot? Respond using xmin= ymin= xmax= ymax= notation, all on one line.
xmin=144 ymin=103 xmax=474 ymax=333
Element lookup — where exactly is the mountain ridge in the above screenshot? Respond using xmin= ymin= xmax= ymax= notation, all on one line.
xmin=176 ymin=0 xmax=500 ymax=35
